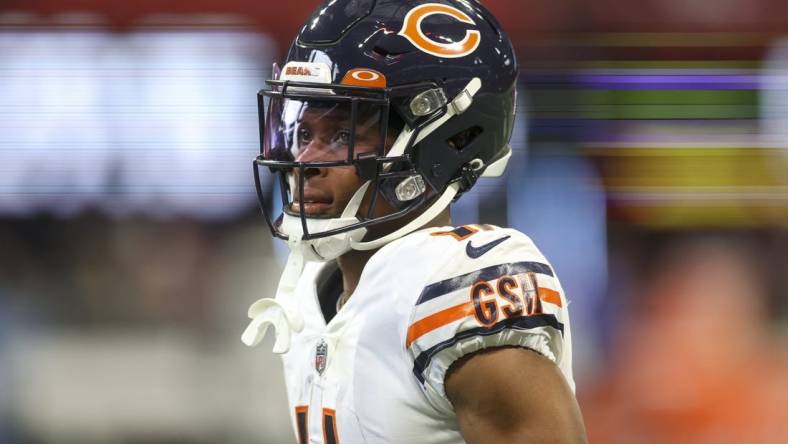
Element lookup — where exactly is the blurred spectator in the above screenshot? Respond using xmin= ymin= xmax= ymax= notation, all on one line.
xmin=583 ymin=237 xmax=788 ymax=444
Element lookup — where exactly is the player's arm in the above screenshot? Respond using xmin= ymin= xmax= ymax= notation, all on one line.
xmin=445 ymin=346 xmax=587 ymax=444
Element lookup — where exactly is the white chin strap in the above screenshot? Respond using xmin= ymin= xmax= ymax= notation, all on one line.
xmin=351 ymin=181 xmax=460 ymax=250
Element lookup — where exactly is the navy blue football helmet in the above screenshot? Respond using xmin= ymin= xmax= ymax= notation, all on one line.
xmin=253 ymin=0 xmax=517 ymax=255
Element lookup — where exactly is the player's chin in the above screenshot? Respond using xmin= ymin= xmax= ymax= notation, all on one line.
xmin=287 ymin=202 xmax=338 ymax=218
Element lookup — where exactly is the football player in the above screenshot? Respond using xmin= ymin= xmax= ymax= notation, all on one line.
xmin=242 ymin=1 xmax=586 ymax=442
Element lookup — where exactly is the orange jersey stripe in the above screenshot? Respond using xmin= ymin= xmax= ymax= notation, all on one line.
xmin=406 ymin=302 xmax=475 ymax=348
xmin=538 ymin=287 xmax=563 ymax=308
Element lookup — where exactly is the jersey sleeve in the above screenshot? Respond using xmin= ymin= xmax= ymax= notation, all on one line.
xmin=404 ymin=226 xmax=570 ymax=413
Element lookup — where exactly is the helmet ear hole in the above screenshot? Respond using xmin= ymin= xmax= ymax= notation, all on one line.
xmin=447 ymin=126 xmax=483 ymax=151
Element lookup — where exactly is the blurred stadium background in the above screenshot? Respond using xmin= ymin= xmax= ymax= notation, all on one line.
xmin=0 ymin=0 xmax=786 ymax=443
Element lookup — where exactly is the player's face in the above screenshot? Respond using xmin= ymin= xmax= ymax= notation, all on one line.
xmin=283 ymin=102 xmax=398 ymax=218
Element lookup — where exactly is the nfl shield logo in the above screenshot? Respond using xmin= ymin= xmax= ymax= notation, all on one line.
xmin=315 ymin=339 xmax=328 ymax=375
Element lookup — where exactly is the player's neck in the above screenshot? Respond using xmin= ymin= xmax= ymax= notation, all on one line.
xmin=337 ymin=209 xmax=452 ymax=299
xmin=337 ymin=249 xmax=377 ymax=298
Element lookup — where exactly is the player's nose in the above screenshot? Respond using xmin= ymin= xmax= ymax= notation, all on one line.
xmin=295 ymin=142 xmax=329 ymax=180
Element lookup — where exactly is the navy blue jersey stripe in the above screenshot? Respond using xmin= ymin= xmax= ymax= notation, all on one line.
xmin=416 ymin=261 xmax=555 ymax=306
xmin=324 ymin=413 xmax=337 ymax=444
xmin=295 ymin=408 xmax=308 ymax=444
xmin=412 ymin=313 xmax=564 ymax=383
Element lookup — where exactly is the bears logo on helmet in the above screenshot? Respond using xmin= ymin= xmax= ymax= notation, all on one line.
xmin=398 ymin=3 xmax=482 ymax=58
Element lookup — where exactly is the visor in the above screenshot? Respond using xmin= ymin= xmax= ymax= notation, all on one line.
xmin=264 ymin=97 xmax=389 ymax=164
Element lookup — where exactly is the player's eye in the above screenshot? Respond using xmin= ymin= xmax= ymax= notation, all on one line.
xmin=297 ymin=127 xmax=312 ymax=145
xmin=334 ymin=129 xmax=352 ymax=146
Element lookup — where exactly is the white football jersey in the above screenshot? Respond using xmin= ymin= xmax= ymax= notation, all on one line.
xmin=279 ymin=225 xmax=574 ymax=444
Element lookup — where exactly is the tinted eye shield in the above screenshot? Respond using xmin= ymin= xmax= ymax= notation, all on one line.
xmin=253 ymin=80 xmax=445 ymax=241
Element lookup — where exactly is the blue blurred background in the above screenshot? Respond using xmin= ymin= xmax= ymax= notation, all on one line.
xmin=0 ymin=1 xmax=786 ymax=443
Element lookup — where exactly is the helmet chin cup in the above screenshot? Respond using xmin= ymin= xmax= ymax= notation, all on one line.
xmin=280 ymin=213 xmax=368 ymax=261
xmin=279 ymin=182 xmax=371 ymax=262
